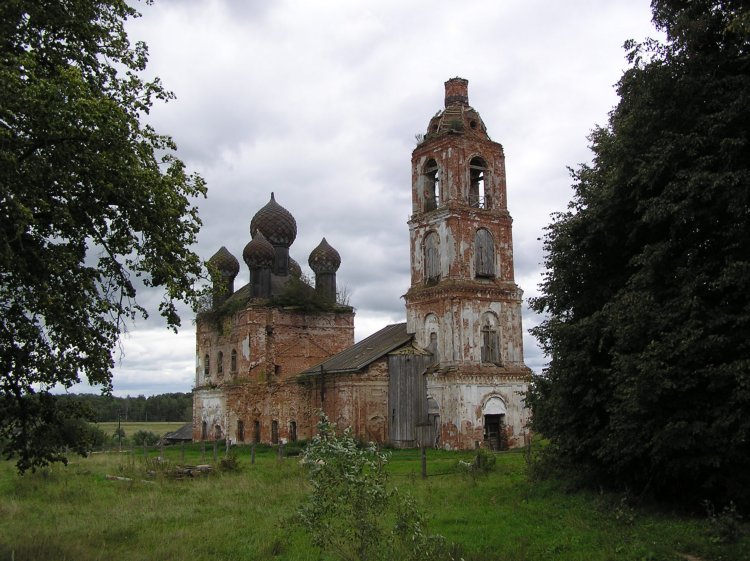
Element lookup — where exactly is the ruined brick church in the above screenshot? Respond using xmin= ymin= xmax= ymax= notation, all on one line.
xmin=193 ymin=78 xmax=531 ymax=449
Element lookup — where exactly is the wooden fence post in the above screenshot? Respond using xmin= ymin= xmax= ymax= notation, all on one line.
xmin=421 ymin=445 xmax=427 ymax=479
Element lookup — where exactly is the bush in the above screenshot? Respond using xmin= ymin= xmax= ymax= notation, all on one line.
xmin=131 ymin=430 xmax=159 ymax=446
xmin=298 ymin=414 xmax=458 ymax=561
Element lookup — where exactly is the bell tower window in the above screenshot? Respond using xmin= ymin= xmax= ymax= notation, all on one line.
xmin=423 ymin=231 xmax=440 ymax=283
xmin=217 ymin=351 xmax=224 ymax=375
xmin=469 ymin=157 xmax=487 ymax=208
xmin=475 ymin=228 xmax=496 ymax=278
xmin=423 ymin=159 xmax=440 ymax=211
xmin=481 ymin=312 xmax=501 ymax=364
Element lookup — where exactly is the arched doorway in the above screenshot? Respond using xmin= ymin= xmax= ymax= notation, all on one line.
xmin=482 ymin=396 xmax=507 ymax=450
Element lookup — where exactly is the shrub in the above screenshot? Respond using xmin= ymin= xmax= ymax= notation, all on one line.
xmin=131 ymin=430 xmax=159 ymax=446
xmin=297 ymin=414 xmax=458 ymax=561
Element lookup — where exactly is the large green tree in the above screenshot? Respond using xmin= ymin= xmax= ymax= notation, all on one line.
xmin=529 ymin=0 xmax=750 ymax=506
xmin=0 ymin=1 xmax=206 ymax=471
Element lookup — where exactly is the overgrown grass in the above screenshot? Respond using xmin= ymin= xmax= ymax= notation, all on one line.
xmin=0 ymin=441 xmax=747 ymax=561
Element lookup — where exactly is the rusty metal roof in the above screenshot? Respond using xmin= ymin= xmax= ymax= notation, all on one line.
xmin=300 ymin=322 xmax=411 ymax=376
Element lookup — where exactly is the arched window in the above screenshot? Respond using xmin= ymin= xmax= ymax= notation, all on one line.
xmin=201 ymin=421 xmax=207 ymax=440
xmin=424 ymin=231 xmax=440 ymax=283
xmin=203 ymin=354 xmax=210 ymax=377
xmin=214 ymin=424 xmax=222 ymax=440
xmin=237 ymin=420 xmax=245 ymax=442
xmin=481 ymin=312 xmax=501 ymax=364
xmin=230 ymin=349 xmax=237 ymax=373
xmin=253 ymin=420 xmax=261 ymax=443
xmin=469 ymin=157 xmax=488 ymax=208
xmin=424 ymin=313 xmax=440 ymax=362
xmin=423 ymin=159 xmax=440 ymax=211
xmin=217 ymin=351 xmax=224 ymax=375
xmin=475 ymin=228 xmax=496 ymax=278
xmin=289 ymin=421 xmax=297 ymax=442
xmin=271 ymin=420 xmax=279 ymax=444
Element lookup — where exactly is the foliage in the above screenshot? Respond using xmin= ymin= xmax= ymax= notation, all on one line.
xmin=55 ymin=392 xmax=192 ymax=423
xmin=271 ymin=274 xmax=337 ymax=312
xmin=131 ymin=430 xmax=159 ymax=446
xmin=0 ymin=1 xmax=206 ymax=471
xmin=297 ymin=415 xmax=456 ymax=561
xmin=218 ymin=450 xmax=240 ymax=472
xmin=528 ymin=0 xmax=750 ymax=507
xmin=457 ymin=446 xmax=497 ymax=480
xmin=704 ymin=501 xmax=744 ymax=544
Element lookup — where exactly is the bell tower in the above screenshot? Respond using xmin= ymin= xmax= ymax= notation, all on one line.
xmin=404 ymin=78 xmax=530 ymax=449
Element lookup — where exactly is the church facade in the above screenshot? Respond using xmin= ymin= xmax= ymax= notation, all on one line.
xmin=193 ymin=78 xmax=531 ymax=449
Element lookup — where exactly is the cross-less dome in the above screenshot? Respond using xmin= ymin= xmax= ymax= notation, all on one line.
xmin=309 ymin=238 xmax=341 ymax=274
xmin=249 ymin=192 xmax=297 ymax=248
xmin=242 ymin=230 xmax=275 ymax=268
xmin=423 ymin=78 xmax=489 ymax=141
xmin=208 ymin=246 xmax=240 ymax=278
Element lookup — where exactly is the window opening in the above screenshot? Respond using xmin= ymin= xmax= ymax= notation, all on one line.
xmin=469 ymin=157 xmax=487 ymax=208
xmin=203 ymin=354 xmax=210 ymax=378
xmin=201 ymin=421 xmax=207 ymax=440
xmin=230 ymin=349 xmax=237 ymax=373
xmin=214 ymin=424 xmax=222 ymax=440
xmin=271 ymin=420 xmax=279 ymax=444
xmin=481 ymin=317 xmax=501 ymax=364
xmin=424 ymin=231 xmax=440 ymax=283
xmin=423 ymin=159 xmax=440 ymax=211
xmin=217 ymin=351 xmax=224 ymax=375
xmin=253 ymin=420 xmax=261 ymax=443
xmin=237 ymin=420 xmax=245 ymax=442
xmin=475 ymin=228 xmax=496 ymax=278
xmin=289 ymin=421 xmax=297 ymax=442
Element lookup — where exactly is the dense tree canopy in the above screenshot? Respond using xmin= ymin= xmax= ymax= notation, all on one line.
xmin=529 ymin=0 xmax=750 ymax=507
xmin=0 ymin=1 xmax=205 ymax=471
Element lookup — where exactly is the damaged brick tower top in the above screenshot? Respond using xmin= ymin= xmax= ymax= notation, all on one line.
xmin=404 ymin=78 xmax=530 ymax=449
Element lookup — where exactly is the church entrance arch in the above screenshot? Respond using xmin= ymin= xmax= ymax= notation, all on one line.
xmin=482 ymin=396 xmax=507 ymax=451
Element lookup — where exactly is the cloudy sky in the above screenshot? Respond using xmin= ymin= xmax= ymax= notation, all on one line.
xmin=70 ymin=0 xmax=663 ymax=397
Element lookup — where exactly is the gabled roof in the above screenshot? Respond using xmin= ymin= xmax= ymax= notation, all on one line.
xmin=299 ymin=322 xmax=412 ymax=376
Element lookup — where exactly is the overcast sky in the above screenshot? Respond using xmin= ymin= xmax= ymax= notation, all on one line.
xmin=69 ymin=0 xmax=663 ymax=397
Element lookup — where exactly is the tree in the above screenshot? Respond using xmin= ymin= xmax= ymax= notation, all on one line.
xmin=528 ymin=0 xmax=750 ymax=507
xmin=0 ymin=1 xmax=206 ymax=471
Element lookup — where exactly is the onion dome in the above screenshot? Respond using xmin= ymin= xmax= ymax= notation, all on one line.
xmin=308 ymin=238 xmax=341 ymax=274
xmin=208 ymin=246 xmax=240 ymax=279
xmin=289 ymin=257 xmax=302 ymax=278
xmin=242 ymin=230 xmax=275 ymax=268
xmin=249 ymin=192 xmax=297 ymax=248
xmin=423 ymin=77 xmax=489 ymax=141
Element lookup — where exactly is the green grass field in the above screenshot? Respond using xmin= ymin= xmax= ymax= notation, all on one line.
xmin=95 ymin=421 xmax=187 ymax=439
xmin=0 ymin=435 xmax=747 ymax=561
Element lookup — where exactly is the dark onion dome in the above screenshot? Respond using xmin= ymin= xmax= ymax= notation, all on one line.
xmin=289 ymin=257 xmax=302 ymax=278
xmin=208 ymin=246 xmax=240 ymax=278
xmin=242 ymin=230 xmax=275 ymax=268
xmin=249 ymin=192 xmax=297 ymax=248
xmin=308 ymin=237 xmax=341 ymax=274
